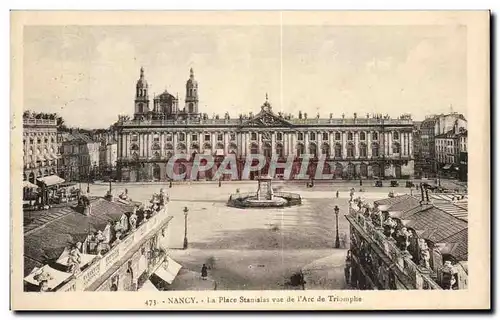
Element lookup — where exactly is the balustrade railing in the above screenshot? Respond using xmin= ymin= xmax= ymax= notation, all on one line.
xmin=57 ymin=206 xmax=171 ymax=292
xmin=23 ymin=118 xmax=57 ymax=126
xmin=349 ymin=205 xmax=441 ymax=290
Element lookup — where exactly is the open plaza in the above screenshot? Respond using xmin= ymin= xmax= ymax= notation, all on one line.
xmin=81 ymin=180 xmax=433 ymax=290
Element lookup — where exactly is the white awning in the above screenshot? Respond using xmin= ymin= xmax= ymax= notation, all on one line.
xmin=24 ymin=265 xmax=72 ymax=291
xmin=442 ymin=164 xmax=452 ymax=170
xmin=23 ymin=180 xmax=39 ymax=189
xmin=215 ymin=149 xmax=225 ymax=156
xmin=56 ymin=248 xmax=96 ymax=268
xmin=37 ymin=175 xmax=65 ymax=186
xmin=139 ymin=280 xmax=160 ymax=291
xmin=203 ymin=149 xmax=212 ymax=155
xmin=153 ymin=256 xmax=182 ymax=284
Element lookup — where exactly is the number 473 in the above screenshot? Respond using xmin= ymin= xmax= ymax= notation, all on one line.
xmin=145 ymin=300 xmax=157 ymax=306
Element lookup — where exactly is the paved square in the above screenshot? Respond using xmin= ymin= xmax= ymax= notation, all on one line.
xmin=88 ymin=181 xmax=394 ymax=290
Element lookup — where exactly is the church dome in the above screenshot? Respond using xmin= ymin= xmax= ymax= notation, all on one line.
xmin=186 ymin=68 xmax=198 ymax=86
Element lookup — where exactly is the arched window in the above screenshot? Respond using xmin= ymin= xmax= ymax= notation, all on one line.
xmin=360 ymin=143 xmax=367 ymax=158
xmin=296 ymin=143 xmax=305 ymax=157
xmin=276 ymin=144 xmax=284 ymax=158
xmin=347 ymin=143 xmax=355 ymax=158
xmin=321 ymin=143 xmax=330 ymax=157
xmin=138 ymin=103 xmax=144 ymax=113
xmin=189 ymin=103 xmax=194 ymax=113
xmin=309 ymin=143 xmax=317 ymax=158
xmin=372 ymin=143 xmax=380 ymax=157
xmin=334 ymin=143 xmax=342 ymax=158
xmin=360 ymin=132 xmax=366 ymax=140
xmin=392 ymin=143 xmax=401 ymax=154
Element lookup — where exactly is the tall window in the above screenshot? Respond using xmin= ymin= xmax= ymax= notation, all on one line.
xmin=360 ymin=132 xmax=366 ymax=140
xmin=153 ymin=135 xmax=160 ymax=142
xmin=310 ymin=132 xmax=316 ymax=141
xmin=372 ymin=143 xmax=380 ymax=157
xmin=230 ymin=133 xmax=236 ymax=141
xmin=393 ymin=132 xmax=399 ymax=140
xmin=297 ymin=144 xmax=305 ymax=157
xmin=217 ymin=133 xmax=223 ymax=141
xmin=334 ymin=143 xmax=342 ymax=158
xmin=360 ymin=143 xmax=367 ymax=157
xmin=251 ymin=132 xmax=257 ymax=140
xmin=298 ymin=132 xmax=304 ymax=140
xmin=276 ymin=132 xmax=283 ymax=141
xmin=323 ymin=132 xmax=328 ymax=140
xmin=178 ymin=133 xmax=185 ymax=141
xmin=347 ymin=143 xmax=354 ymax=158
xmin=192 ymin=134 xmax=198 ymax=141
xmin=335 ymin=132 xmax=341 ymax=140
xmin=393 ymin=143 xmax=400 ymax=154
xmin=204 ymin=134 xmax=211 ymax=141
xmin=347 ymin=132 xmax=353 ymax=141
xmin=372 ymin=132 xmax=378 ymax=140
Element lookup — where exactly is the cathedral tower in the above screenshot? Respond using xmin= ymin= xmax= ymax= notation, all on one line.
xmin=185 ymin=68 xmax=199 ymax=115
xmin=134 ymin=67 xmax=150 ymax=118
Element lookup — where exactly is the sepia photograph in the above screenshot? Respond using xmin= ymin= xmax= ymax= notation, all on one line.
xmin=10 ymin=10 xmax=490 ymax=310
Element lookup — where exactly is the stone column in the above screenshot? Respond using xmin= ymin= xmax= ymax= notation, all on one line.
xmin=409 ymin=132 xmax=413 ymax=157
xmin=271 ymin=131 xmax=276 ymax=156
xmin=173 ymin=132 xmax=178 ymax=154
xmin=342 ymin=132 xmax=347 ymax=159
xmin=224 ymin=132 xmax=229 ymax=155
xmin=211 ymin=132 xmax=216 ymax=153
xmin=257 ymin=131 xmax=262 ymax=153
xmin=354 ymin=131 xmax=359 ymax=159
xmin=186 ymin=131 xmax=191 ymax=155
xmin=329 ymin=131 xmax=334 ymax=156
xmin=304 ymin=131 xmax=310 ymax=155
xmin=367 ymin=130 xmax=372 ymax=158
xmin=388 ymin=132 xmax=393 ymax=157
xmin=291 ymin=133 xmax=296 ymax=157
xmin=245 ymin=132 xmax=250 ymax=156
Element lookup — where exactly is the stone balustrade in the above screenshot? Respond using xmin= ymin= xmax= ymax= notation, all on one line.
xmin=348 ymin=205 xmax=441 ymax=290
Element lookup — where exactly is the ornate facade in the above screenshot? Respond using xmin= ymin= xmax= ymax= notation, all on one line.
xmin=115 ymin=68 xmax=416 ymax=182
xmin=23 ymin=116 xmax=60 ymax=183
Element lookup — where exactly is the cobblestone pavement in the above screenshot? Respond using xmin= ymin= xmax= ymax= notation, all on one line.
xmin=84 ymin=181 xmax=404 ymax=290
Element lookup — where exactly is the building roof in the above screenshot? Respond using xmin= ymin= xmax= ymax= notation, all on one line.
xmin=62 ymin=133 xmax=96 ymax=144
xmin=373 ymin=193 xmax=468 ymax=261
xmin=437 ymin=228 xmax=468 ymax=261
xmin=23 ymin=198 xmax=135 ymax=277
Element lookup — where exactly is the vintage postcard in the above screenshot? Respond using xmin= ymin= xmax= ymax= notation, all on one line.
xmin=10 ymin=11 xmax=490 ymax=310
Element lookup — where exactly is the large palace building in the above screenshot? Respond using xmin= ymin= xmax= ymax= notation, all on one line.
xmin=115 ymin=68 xmax=415 ymax=182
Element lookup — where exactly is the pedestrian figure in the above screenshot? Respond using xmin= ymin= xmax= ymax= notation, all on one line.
xmin=219 ymin=179 xmax=222 ymax=187
xmin=345 ymin=250 xmax=352 ymax=286
xmin=169 ymin=180 xmax=173 ymax=188
xmin=201 ymin=264 xmax=208 ymax=280
xmin=336 ymin=190 xmax=339 ymax=198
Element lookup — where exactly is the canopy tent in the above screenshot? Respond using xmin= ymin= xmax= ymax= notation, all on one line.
xmin=163 ymin=269 xmax=217 ymax=291
xmin=138 ymin=280 xmax=160 ymax=291
xmin=24 ymin=265 xmax=72 ymax=291
xmin=442 ymin=164 xmax=452 ymax=170
xmin=37 ymin=175 xmax=65 ymax=187
xmin=23 ymin=180 xmax=39 ymax=189
xmin=56 ymin=247 xmax=97 ymax=268
xmin=153 ymin=256 xmax=182 ymax=285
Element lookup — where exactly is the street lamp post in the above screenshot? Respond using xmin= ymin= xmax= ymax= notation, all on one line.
xmin=334 ymin=205 xmax=340 ymax=248
xmin=183 ymin=206 xmax=189 ymax=250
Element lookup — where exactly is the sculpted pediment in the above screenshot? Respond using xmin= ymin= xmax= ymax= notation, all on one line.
xmin=242 ymin=111 xmax=293 ymax=128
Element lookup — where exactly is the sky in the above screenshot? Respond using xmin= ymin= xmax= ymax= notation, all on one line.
xmin=23 ymin=24 xmax=467 ymax=129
